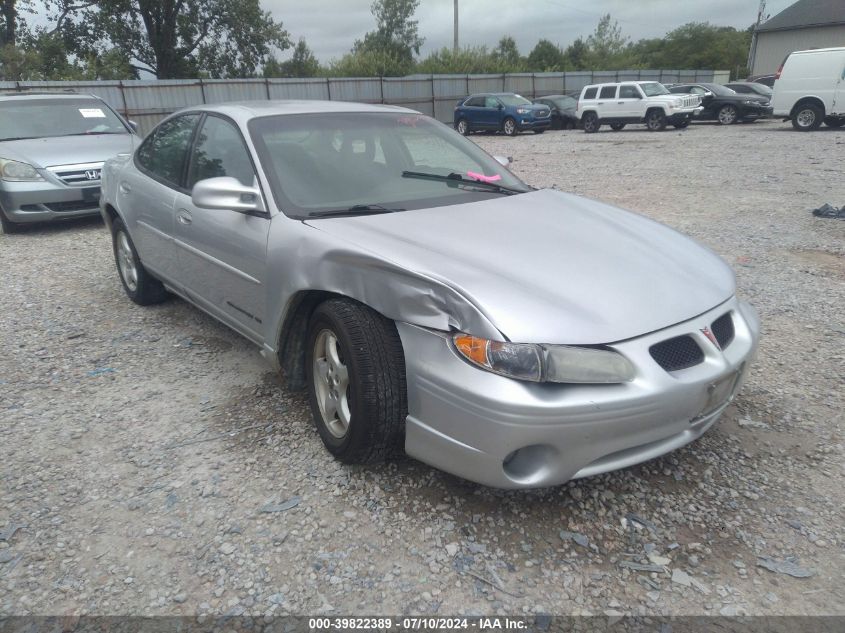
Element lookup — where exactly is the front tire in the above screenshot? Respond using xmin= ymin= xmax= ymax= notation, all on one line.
xmin=502 ymin=117 xmax=518 ymax=136
xmin=306 ymin=298 xmax=407 ymax=464
xmin=645 ymin=109 xmax=667 ymax=131
xmin=792 ymin=103 xmax=823 ymax=131
xmin=0 ymin=206 xmax=21 ymax=234
xmin=582 ymin=112 xmax=600 ymax=133
xmin=456 ymin=119 xmax=469 ymax=135
xmin=111 ymin=218 xmax=168 ymax=305
xmin=717 ymin=104 xmax=739 ymax=125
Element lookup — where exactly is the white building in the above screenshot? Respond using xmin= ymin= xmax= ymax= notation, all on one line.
xmin=750 ymin=0 xmax=845 ymax=75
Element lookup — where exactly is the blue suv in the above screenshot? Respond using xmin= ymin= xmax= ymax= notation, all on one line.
xmin=454 ymin=93 xmax=552 ymax=136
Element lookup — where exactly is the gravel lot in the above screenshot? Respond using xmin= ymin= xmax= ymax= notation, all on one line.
xmin=1 ymin=119 xmax=843 ymax=619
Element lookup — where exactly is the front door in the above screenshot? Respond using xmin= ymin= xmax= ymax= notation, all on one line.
xmin=172 ymin=114 xmax=270 ymax=343
xmin=616 ymin=84 xmax=643 ymax=119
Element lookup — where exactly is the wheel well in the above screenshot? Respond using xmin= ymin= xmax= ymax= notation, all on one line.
xmin=102 ymin=203 xmax=119 ymax=232
xmin=791 ymin=97 xmax=825 ymax=118
xmin=276 ymin=290 xmax=343 ymax=390
xmin=645 ymin=107 xmax=665 ymax=117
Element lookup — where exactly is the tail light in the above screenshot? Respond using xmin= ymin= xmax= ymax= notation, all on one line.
xmin=775 ymin=65 xmax=783 ymax=80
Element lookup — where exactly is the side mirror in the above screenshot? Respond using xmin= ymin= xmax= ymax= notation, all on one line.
xmin=127 ymin=120 xmax=139 ymax=133
xmin=497 ymin=104 xmax=504 ymax=110
xmin=192 ymin=177 xmax=264 ymax=213
xmin=703 ymin=91 xmax=713 ymax=98
xmin=494 ymin=155 xmax=512 ymax=167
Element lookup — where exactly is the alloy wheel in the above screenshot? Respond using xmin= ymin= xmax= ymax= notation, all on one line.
xmin=503 ymin=119 xmax=516 ymax=135
xmin=312 ymin=329 xmax=351 ymax=439
xmin=116 ymin=231 xmax=138 ymax=292
xmin=718 ymin=106 xmax=738 ymax=125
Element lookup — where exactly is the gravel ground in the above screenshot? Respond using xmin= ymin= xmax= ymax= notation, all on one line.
xmin=1 ymin=119 xmax=843 ymax=618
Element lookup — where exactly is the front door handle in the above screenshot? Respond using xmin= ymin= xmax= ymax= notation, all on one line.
xmin=177 ymin=209 xmax=192 ymax=225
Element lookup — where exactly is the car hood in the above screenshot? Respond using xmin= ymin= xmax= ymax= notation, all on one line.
xmin=0 ymin=134 xmax=137 ymax=168
xmin=304 ymin=189 xmax=735 ymax=344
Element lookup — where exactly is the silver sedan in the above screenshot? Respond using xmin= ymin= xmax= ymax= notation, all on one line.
xmin=100 ymin=101 xmax=760 ymax=489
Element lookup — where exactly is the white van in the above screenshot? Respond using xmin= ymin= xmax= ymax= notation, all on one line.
xmin=771 ymin=47 xmax=845 ymax=131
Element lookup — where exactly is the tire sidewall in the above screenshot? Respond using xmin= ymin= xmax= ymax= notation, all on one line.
xmin=583 ymin=113 xmax=598 ymax=133
xmin=503 ymin=117 xmax=517 ymax=136
xmin=646 ymin=110 xmax=666 ymax=131
xmin=793 ymin=104 xmax=822 ymax=131
xmin=112 ymin=218 xmax=142 ymax=302
xmin=719 ymin=105 xmax=737 ymax=125
xmin=456 ymin=119 xmax=469 ymax=135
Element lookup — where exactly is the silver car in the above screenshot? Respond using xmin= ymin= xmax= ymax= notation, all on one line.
xmin=0 ymin=92 xmax=139 ymax=233
xmin=100 ymin=101 xmax=760 ymax=489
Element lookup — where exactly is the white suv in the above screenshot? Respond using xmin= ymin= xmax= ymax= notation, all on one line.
xmin=576 ymin=81 xmax=702 ymax=133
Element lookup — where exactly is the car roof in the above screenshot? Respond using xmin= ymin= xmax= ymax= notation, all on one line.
xmin=536 ymin=94 xmax=573 ymax=99
xmin=173 ymin=100 xmax=417 ymax=123
xmin=0 ymin=92 xmax=99 ymax=101
xmin=581 ymin=81 xmax=660 ymax=89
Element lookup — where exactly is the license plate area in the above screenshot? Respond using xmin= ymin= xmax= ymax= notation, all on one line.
xmin=695 ymin=365 xmax=743 ymax=420
xmin=81 ymin=187 xmax=101 ymax=203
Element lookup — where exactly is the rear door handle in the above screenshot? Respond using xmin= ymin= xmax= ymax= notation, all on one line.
xmin=177 ymin=209 xmax=192 ymax=225
xmin=119 ymin=183 xmax=131 ymax=194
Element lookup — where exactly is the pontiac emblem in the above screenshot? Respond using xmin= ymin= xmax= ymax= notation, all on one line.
xmin=701 ymin=326 xmax=720 ymax=350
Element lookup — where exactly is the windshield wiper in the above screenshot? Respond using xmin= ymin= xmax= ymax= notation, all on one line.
xmin=401 ymin=170 xmax=527 ymax=195
xmin=307 ymin=204 xmax=405 ymax=219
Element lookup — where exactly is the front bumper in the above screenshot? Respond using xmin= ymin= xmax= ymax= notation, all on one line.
xmin=0 ymin=180 xmax=101 ymax=224
xmin=742 ymin=105 xmax=773 ymax=119
xmin=517 ymin=118 xmax=552 ymax=131
xmin=398 ymin=296 xmax=760 ymax=489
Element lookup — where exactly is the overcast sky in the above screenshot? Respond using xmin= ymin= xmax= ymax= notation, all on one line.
xmin=268 ymin=0 xmax=796 ymax=62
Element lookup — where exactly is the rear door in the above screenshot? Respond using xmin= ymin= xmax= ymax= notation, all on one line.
xmin=172 ymin=114 xmax=270 ymax=343
xmin=483 ymin=96 xmax=503 ymax=129
xmin=597 ymin=85 xmax=619 ymax=119
xmin=125 ymin=113 xmax=201 ymax=282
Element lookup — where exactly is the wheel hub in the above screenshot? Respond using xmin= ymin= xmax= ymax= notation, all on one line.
xmin=313 ymin=329 xmax=351 ymax=439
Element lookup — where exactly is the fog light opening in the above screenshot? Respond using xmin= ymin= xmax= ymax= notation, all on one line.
xmin=502 ymin=444 xmax=558 ymax=485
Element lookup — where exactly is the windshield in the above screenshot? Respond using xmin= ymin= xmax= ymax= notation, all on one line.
xmin=498 ymin=94 xmax=532 ymax=106
xmin=553 ymin=96 xmax=576 ymax=109
xmin=640 ymin=83 xmax=670 ymax=97
xmin=248 ymin=112 xmax=530 ymax=218
xmin=0 ymin=98 xmax=129 ymax=141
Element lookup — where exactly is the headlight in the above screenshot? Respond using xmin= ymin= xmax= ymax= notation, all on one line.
xmin=516 ymin=107 xmax=531 ymax=115
xmin=0 ymin=158 xmax=44 ymax=182
xmin=452 ymin=334 xmax=635 ymax=384
xmin=743 ymin=100 xmax=756 ymax=105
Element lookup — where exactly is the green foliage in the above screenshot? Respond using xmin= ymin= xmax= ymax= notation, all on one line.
xmin=327 ymin=46 xmax=414 ymax=77
xmin=265 ymin=37 xmax=319 ymax=78
xmin=353 ymin=0 xmax=423 ymax=70
xmin=585 ymin=13 xmax=629 ymax=68
xmin=417 ymin=46 xmax=514 ymax=74
xmin=562 ymin=38 xmax=588 ymax=71
xmin=526 ymin=39 xmax=564 ymax=72
xmin=52 ymin=0 xmax=290 ymax=78
xmin=492 ymin=36 xmax=521 ymax=70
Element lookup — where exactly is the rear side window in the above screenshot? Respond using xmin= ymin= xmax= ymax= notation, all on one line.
xmin=583 ymin=87 xmax=598 ymax=100
xmin=465 ymin=96 xmax=485 ymax=107
xmin=137 ymin=114 xmax=200 ymax=188
xmin=599 ymin=86 xmax=616 ymax=99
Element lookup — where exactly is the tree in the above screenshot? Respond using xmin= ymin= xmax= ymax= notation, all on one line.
xmin=52 ymin=0 xmax=290 ymax=78
xmin=353 ymin=0 xmax=423 ymax=69
xmin=562 ymin=37 xmax=588 ymax=71
xmin=526 ymin=39 xmax=563 ymax=71
xmin=0 ymin=0 xmax=33 ymax=47
xmin=492 ymin=36 xmax=520 ymax=69
xmin=266 ymin=37 xmax=319 ymax=78
xmin=585 ymin=14 xmax=629 ymax=69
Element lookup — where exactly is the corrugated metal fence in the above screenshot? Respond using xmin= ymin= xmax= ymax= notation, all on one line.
xmin=0 ymin=69 xmax=730 ymax=135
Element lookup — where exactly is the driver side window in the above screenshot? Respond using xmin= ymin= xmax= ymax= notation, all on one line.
xmin=187 ymin=116 xmax=256 ymax=189
xmin=484 ymin=96 xmax=500 ymax=108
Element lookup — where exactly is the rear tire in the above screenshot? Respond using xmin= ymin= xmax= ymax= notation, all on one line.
xmin=456 ymin=119 xmax=469 ymax=135
xmin=645 ymin=109 xmax=667 ymax=131
xmin=792 ymin=102 xmax=823 ymax=131
xmin=609 ymin=122 xmax=625 ymax=131
xmin=582 ymin=112 xmax=600 ymax=133
xmin=111 ymin=217 xmax=168 ymax=305
xmin=305 ymin=298 xmax=407 ymax=464
xmin=502 ymin=117 xmax=518 ymax=136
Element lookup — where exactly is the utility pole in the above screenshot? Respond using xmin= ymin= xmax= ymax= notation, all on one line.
xmin=453 ymin=0 xmax=459 ymax=52
xmin=747 ymin=0 xmax=766 ymax=76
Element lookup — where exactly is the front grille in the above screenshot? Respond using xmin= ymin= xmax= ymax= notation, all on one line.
xmin=682 ymin=95 xmax=701 ymax=108
xmin=711 ymin=312 xmax=735 ymax=349
xmin=46 ymin=162 xmax=104 ymax=187
xmin=45 ymin=200 xmax=99 ymax=213
xmin=649 ymin=335 xmax=704 ymax=372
